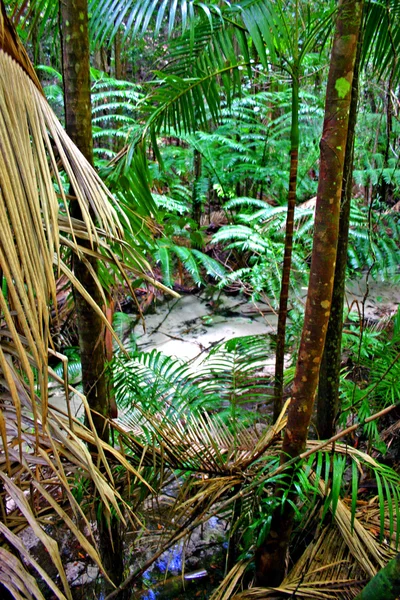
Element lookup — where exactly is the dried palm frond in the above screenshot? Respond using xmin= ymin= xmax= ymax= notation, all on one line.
xmin=110 ymin=377 xmax=399 ymax=600
xmin=0 ymin=5 xmax=164 ymax=597
xmin=232 ymin=524 xmax=369 ymax=599
xmin=209 ymin=455 xmax=396 ymax=600
xmin=0 ymin=370 xmax=162 ymax=598
xmin=0 ymin=41 xmax=127 ymax=414
xmin=211 ymin=559 xmax=252 ymax=600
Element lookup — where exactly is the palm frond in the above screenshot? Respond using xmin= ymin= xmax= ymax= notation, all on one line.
xmin=0 ymin=44 xmax=129 ymax=420
xmin=89 ymin=0 xmax=220 ymax=47
xmin=0 ymin=13 xmax=167 ymax=596
xmin=363 ymin=0 xmax=400 ymax=84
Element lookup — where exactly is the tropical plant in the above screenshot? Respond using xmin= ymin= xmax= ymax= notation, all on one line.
xmin=3 ymin=0 xmax=400 ymax=598
xmin=355 ymin=553 xmax=400 ymax=600
xmin=210 ymin=194 xmax=400 ymax=316
xmin=255 ymin=0 xmax=365 ymax=585
xmin=103 ymin=337 xmax=400 ymax=599
xmin=340 ymin=307 xmax=400 ymax=446
xmin=0 ymin=3 xmax=159 ymax=597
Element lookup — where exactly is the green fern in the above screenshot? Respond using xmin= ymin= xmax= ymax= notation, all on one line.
xmin=51 ymin=347 xmax=82 ymax=385
xmin=340 ymin=307 xmax=400 ymax=447
xmin=154 ymin=237 xmax=225 ymax=287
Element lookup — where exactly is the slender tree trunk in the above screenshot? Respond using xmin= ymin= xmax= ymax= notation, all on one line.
xmin=59 ymin=0 xmax=124 ymax=592
xmin=192 ymin=147 xmax=203 ymax=228
xmin=273 ymin=69 xmax=299 ymax=421
xmin=114 ymin=28 xmax=122 ymax=79
xmin=378 ymin=77 xmax=394 ymax=204
xmin=378 ymin=1 xmax=396 ymax=205
xmin=256 ymin=0 xmax=364 ymax=585
xmin=59 ymin=0 xmax=109 ymax=441
xmin=316 ymin=15 xmax=363 ymax=439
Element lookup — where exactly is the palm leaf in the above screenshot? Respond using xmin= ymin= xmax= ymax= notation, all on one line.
xmin=89 ymin=0 xmax=216 ymax=46
xmin=362 ymin=0 xmax=400 ymax=84
xmin=0 ymin=10 xmax=166 ymax=597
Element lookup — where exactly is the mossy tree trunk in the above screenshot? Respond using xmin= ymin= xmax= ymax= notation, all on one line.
xmin=316 ymin=14 xmax=364 ymax=439
xmin=59 ymin=0 xmax=110 ymax=441
xmin=256 ymin=0 xmax=364 ymax=585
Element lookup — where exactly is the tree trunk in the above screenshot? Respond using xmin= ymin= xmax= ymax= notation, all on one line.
xmin=59 ymin=0 xmax=109 ymax=441
xmin=378 ymin=77 xmax=394 ymax=204
xmin=355 ymin=553 xmax=400 ymax=600
xmin=114 ymin=28 xmax=122 ymax=79
xmin=59 ymin=0 xmax=124 ymax=591
xmin=192 ymin=147 xmax=203 ymax=228
xmin=316 ymin=14 xmax=363 ymax=439
xmin=273 ymin=69 xmax=299 ymax=421
xmin=256 ymin=0 xmax=364 ymax=585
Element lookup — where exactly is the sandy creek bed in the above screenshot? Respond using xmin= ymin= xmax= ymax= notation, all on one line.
xmin=49 ymin=275 xmax=400 ymax=418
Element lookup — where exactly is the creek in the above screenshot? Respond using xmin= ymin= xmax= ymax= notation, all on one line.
xmin=49 ymin=276 xmax=400 ymax=418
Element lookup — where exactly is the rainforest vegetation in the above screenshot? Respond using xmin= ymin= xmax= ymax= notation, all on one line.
xmin=1 ymin=0 xmax=400 ymax=598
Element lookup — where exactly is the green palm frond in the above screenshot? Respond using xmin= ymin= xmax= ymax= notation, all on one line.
xmin=113 ymin=348 xmax=217 ymax=418
xmin=89 ymin=0 xmax=219 ymax=46
xmin=101 ymin=332 xmax=400 ymax=598
xmin=195 ymin=334 xmax=274 ymax=418
xmin=111 ymin=352 xmax=399 ymax=594
xmin=213 ymin=194 xmax=400 ymax=309
xmin=112 ymin=336 xmax=277 ymax=467
xmin=152 ymin=235 xmax=225 ymax=287
xmin=9 ymin=0 xmax=59 ymax=45
xmin=143 ymin=62 xmax=245 ymax=139
xmin=153 ymin=191 xmax=191 ymax=215
xmin=363 ymin=0 xmax=400 ymax=84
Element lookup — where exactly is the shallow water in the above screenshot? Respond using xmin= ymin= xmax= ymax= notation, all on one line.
xmin=49 ymin=276 xmax=400 ymax=416
xmin=133 ymin=292 xmax=277 ymax=362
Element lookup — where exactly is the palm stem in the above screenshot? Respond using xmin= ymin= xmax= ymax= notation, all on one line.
xmin=273 ymin=69 xmax=299 ymax=420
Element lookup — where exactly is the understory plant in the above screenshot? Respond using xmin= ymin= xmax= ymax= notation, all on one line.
xmin=212 ymin=195 xmax=400 ymax=310
xmin=340 ymin=306 xmax=400 ymax=448
xmin=103 ymin=333 xmax=400 ymax=599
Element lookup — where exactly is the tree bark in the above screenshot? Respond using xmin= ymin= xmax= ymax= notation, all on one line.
xmin=316 ymin=13 xmax=363 ymax=439
xmin=192 ymin=147 xmax=203 ymax=228
xmin=59 ymin=0 xmax=110 ymax=441
xmin=273 ymin=69 xmax=299 ymax=421
xmin=114 ymin=28 xmax=122 ymax=80
xmin=59 ymin=0 xmax=124 ymax=592
xmin=256 ymin=0 xmax=364 ymax=585
xmin=378 ymin=4 xmax=396 ymax=206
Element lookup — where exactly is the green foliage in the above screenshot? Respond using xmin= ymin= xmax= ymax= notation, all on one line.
xmin=36 ymin=65 xmax=64 ymax=115
xmin=211 ymin=194 xmax=400 ymax=314
xmin=362 ymin=0 xmax=400 ymax=85
xmin=154 ymin=238 xmax=226 ymax=287
xmin=89 ymin=0 xmax=221 ymax=46
xmin=91 ymin=69 xmax=143 ymax=160
xmin=37 ymin=65 xmax=144 ymax=162
xmin=212 ymin=199 xmax=311 ymax=308
xmin=51 ymin=347 xmax=82 ymax=385
xmin=113 ymin=333 xmax=273 ymax=425
xmin=111 ymin=335 xmax=400 ymax=562
xmin=345 ymin=201 xmax=400 ymax=277
xmin=340 ymin=307 xmax=400 ymax=447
